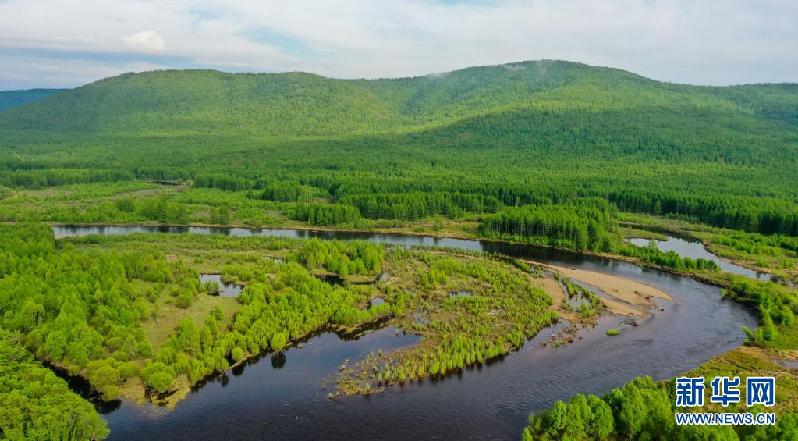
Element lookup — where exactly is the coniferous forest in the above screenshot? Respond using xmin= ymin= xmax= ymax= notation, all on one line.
xmin=0 ymin=61 xmax=797 ymax=236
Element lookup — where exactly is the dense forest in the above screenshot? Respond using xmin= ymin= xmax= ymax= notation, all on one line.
xmin=478 ymin=200 xmax=722 ymax=272
xmin=0 ymin=330 xmax=109 ymax=440
xmin=0 ymin=60 xmax=797 ymax=237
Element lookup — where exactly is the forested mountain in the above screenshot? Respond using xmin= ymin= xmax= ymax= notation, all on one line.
xmin=0 ymin=88 xmax=66 ymax=112
xmin=0 ymin=61 xmax=600 ymax=136
xmin=3 ymin=60 xmax=796 ymax=139
xmin=1 ymin=60 xmax=797 ymax=235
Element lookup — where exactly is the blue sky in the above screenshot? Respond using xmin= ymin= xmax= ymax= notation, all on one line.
xmin=0 ymin=0 xmax=796 ymax=89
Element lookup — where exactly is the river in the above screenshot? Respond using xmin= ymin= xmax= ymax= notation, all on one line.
xmin=52 ymin=225 xmax=757 ymax=441
xmin=626 ymin=235 xmax=770 ymax=281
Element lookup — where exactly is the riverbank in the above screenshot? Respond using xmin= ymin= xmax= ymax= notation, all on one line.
xmin=534 ymin=262 xmax=673 ymax=317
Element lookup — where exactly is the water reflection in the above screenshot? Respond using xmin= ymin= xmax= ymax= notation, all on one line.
xmin=199 ymin=273 xmax=243 ymax=297
xmin=271 ymin=352 xmax=287 ymax=369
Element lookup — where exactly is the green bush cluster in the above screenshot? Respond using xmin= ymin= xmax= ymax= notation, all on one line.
xmin=293 ymin=239 xmax=384 ymax=276
xmin=0 ymin=330 xmax=109 ymax=440
xmin=366 ymin=252 xmax=557 ymax=387
xmin=722 ymin=277 xmax=798 ymax=346
xmin=618 ymin=242 xmax=720 ymax=272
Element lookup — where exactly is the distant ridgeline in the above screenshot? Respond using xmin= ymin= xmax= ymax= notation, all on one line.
xmin=0 ymin=89 xmax=66 ymax=112
xmin=0 ymin=60 xmax=797 ymax=235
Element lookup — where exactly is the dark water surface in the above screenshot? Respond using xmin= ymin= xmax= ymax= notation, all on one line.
xmin=52 ymin=225 xmax=757 ymax=441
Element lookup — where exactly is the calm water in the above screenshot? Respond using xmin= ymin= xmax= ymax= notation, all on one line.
xmin=626 ymin=235 xmax=770 ymax=280
xmin=52 ymin=225 xmax=757 ymax=441
xmin=199 ymin=274 xmax=244 ymax=297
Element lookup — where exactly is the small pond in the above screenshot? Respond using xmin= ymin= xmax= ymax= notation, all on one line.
xmin=315 ymin=273 xmax=346 ymax=286
xmin=199 ymin=274 xmax=243 ymax=297
xmin=448 ymin=290 xmax=474 ymax=298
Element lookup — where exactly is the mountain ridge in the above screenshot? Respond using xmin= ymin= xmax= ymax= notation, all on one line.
xmin=2 ymin=59 xmax=797 ymax=141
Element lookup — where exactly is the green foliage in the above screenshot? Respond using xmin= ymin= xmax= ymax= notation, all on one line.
xmin=1 ymin=61 xmax=798 ymax=439
xmin=480 ymin=202 xmax=722 ymax=272
xmin=341 ymin=191 xmax=501 ymax=221
xmin=1 ymin=61 xmax=797 ymax=235
xmin=294 ymin=239 xmax=384 ymax=276
xmin=146 ymin=370 xmax=174 ymax=393
xmin=480 ymin=201 xmax=614 ymax=251
xmin=209 ymin=206 xmax=230 ymax=225
xmin=136 ymin=197 xmax=189 ymax=224
xmin=618 ymin=241 xmax=720 ymax=272
xmin=701 ymin=227 xmax=798 ymax=279
xmin=0 ymin=330 xmax=109 ymax=440
xmin=193 ymin=174 xmax=251 ymax=191
xmin=527 ymin=394 xmax=614 ymax=441
xmin=0 ymin=169 xmax=135 ymax=190
xmin=270 ymin=332 xmax=288 ymax=352
xmin=333 ymin=302 xmax=392 ymax=327
xmin=355 ymin=251 xmax=558 ymax=390
xmin=558 ymin=277 xmax=602 ymax=319
xmin=231 ymin=346 xmax=245 ymax=362
xmin=290 ymin=203 xmax=361 ymax=226
xmin=259 ymin=181 xmax=318 ymax=202
xmin=0 ymin=224 xmax=397 ymax=409
xmin=722 ymin=277 xmax=798 ymax=348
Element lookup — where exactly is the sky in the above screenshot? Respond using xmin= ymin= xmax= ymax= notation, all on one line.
xmin=0 ymin=0 xmax=796 ymax=89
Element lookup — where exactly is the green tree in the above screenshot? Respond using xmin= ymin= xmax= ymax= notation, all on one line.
xmin=270 ymin=332 xmax=288 ymax=352
xmin=147 ymin=371 xmax=174 ymax=393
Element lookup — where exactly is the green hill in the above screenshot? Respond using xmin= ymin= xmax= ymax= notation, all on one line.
xmin=0 ymin=88 xmax=66 ymax=112
xmin=0 ymin=60 xmax=797 ymax=234
xmin=2 ymin=60 xmax=796 ymax=155
xmin=2 ymin=60 xmax=796 ymax=144
xmin=0 ymin=61 xmax=586 ymax=137
xmin=0 ymin=61 xmax=749 ymax=136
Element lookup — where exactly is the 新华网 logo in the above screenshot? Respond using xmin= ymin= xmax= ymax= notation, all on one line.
xmin=674 ymin=376 xmax=776 ymax=426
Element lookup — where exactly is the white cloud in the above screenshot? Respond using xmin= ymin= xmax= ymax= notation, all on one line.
xmin=0 ymin=0 xmax=796 ymax=88
xmin=122 ymin=30 xmax=166 ymax=52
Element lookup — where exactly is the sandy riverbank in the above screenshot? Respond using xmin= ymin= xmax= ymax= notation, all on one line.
xmin=531 ymin=261 xmax=673 ymax=317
